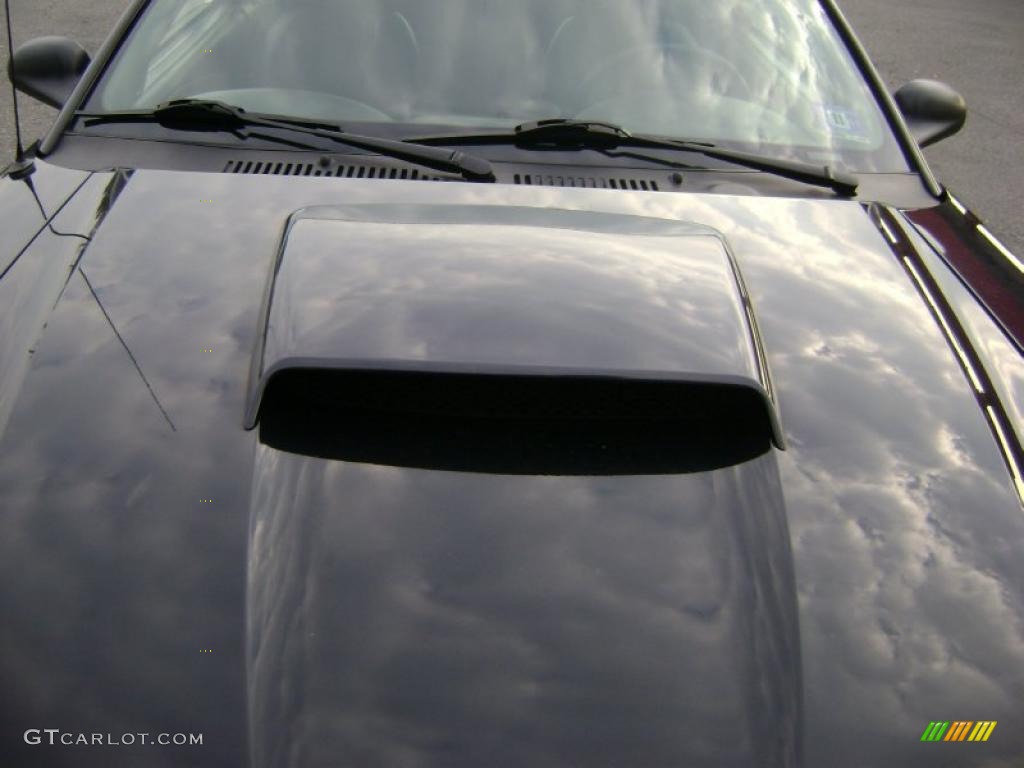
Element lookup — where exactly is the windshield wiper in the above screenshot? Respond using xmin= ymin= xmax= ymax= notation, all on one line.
xmin=74 ymin=99 xmax=496 ymax=183
xmin=408 ymin=118 xmax=858 ymax=196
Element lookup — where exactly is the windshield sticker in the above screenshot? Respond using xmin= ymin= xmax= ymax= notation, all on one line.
xmin=817 ymin=104 xmax=872 ymax=144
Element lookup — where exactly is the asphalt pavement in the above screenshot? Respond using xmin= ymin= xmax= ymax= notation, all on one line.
xmin=839 ymin=0 xmax=1023 ymax=258
xmin=1 ymin=0 xmax=131 ymax=154
xmin=1 ymin=0 xmax=1021 ymax=256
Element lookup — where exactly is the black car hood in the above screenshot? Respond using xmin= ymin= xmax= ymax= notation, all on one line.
xmin=1 ymin=164 xmax=1022 ymax=768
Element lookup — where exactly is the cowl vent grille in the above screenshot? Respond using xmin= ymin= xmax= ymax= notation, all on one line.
xmin=513 ymin=173 xmax=659 ymax=191
xmin=222 ymin=160 xmax=449 ymax=180
xmin=222 ymin=161 xmax=663 ymax=191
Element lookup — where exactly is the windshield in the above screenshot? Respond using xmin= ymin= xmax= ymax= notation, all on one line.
xmin=85 ymin=0 xmax=908 ymax=172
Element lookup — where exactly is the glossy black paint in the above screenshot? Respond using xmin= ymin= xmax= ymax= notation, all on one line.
xmin=247 ymin=203 xmax=781 ymax=444
xmin=246 ymin=446 xmax=801 ymax=768
xmin=0 ymin=163 xmax=1022 ymax=767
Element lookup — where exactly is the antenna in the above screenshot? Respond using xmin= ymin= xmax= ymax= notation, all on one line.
xmin=4 ymin=0 xmax=34 ymax=178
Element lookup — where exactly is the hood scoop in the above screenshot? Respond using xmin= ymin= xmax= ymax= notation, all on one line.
xmin=246 ymin=204 xmax=782 ymax=471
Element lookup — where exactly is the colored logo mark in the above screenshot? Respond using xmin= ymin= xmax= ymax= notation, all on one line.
xmin=920 ymin=721 xmax=997 ymax=742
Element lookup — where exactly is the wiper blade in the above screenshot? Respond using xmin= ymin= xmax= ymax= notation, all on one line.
xmin=75 ymin=99 xmax=496 ymax=183
xmin=409 ymin=118 xmax=858 ymax=196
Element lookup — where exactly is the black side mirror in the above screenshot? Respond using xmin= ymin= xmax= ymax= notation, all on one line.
xmin=894 ymin=79 xmax=967 ymax=149
xmin=8 ymin=36 xmax=91 ymax=109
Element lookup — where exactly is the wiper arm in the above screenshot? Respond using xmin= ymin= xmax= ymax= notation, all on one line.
xmin=75 ymin=99 xmax=496 ymax=183
xmin=409 ymin=118 xmax=858 ymax=196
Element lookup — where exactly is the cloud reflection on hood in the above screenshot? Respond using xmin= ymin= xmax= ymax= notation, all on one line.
xmin=246 ymin=445 xmax=800 ymax=768
xmin=0 ymin=170 xmax=1021 ymax=766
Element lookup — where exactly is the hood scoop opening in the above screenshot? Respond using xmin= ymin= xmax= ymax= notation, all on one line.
xmin=246 ymin=203 xmax=782 ymax=471
xmin=259 ymin=368 xmax=774 ymax=475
